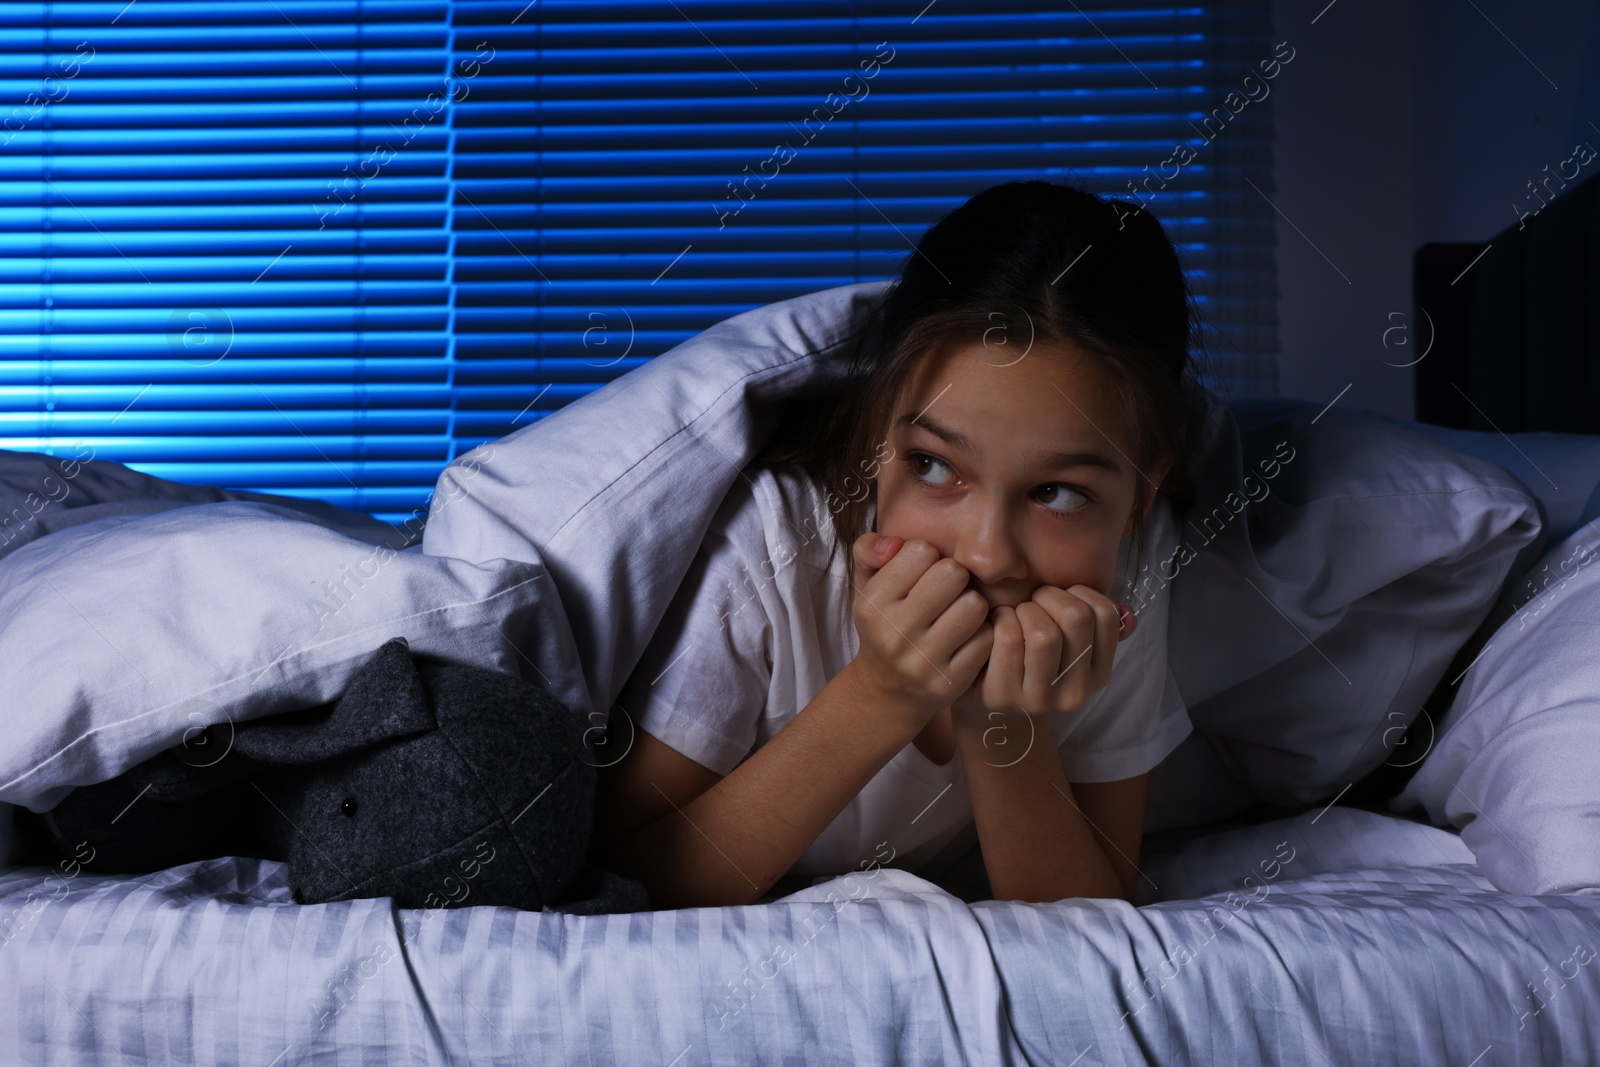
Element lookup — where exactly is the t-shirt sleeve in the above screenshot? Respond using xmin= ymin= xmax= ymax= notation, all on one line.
xmin=613 ymin=480 xmax=774 ymax=777
xmin=1053 ymin=507 xmax=1193 ymax=783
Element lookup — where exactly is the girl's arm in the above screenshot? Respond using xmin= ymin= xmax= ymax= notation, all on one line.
xmin=595 ymin=659 xmax=923 ymax=910
xmin=948 ymin=584 xmax=1150 ymax=904
xmin=596 ymin=532 xmax=992 ymax=910
xmin=953 ymin=708 xmax=1148 ymax=903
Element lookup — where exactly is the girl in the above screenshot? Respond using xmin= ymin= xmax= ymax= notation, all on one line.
xmin=591 ymin=179 xmax=1205 ymax=909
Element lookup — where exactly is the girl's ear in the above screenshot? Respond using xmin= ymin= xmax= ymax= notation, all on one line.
xmin=1123 ymin=460 xmax=1174 ymax=536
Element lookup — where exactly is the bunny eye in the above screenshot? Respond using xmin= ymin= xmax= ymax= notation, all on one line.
xmin=341 ymin=796 xmax=359 ymax=817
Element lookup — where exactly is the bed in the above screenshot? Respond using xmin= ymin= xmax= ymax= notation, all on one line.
xmin=4 ymin=803 xmax=1592 ymax=1064
xmin=3 ymin=179 xmax=1600 ymax=1064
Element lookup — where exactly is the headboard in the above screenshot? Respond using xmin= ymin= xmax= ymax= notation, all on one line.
xmin=1413 ymin=169 xmax=1600 ymax=432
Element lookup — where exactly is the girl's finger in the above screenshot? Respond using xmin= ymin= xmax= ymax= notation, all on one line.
xmin=949 ymin=615 xmax=996 ymax=683
xmin=850 ymin=531 xmax=902 ymax=592
xmin=1064 ymin=584 xmax=1122 ymax=687
xmin=1013 ymin=600 xmax=1065 ymax=715
xmin=927 ymin=586 xmax=992 ymax=661
xmin=1029 ymin=584 xmax=1110 ymax=696
xmin=984 ymin=605 xmax=1025 ymax=712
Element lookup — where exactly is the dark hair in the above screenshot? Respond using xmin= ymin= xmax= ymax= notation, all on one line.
xmin=753 ymin=178 xmax=1209 ymax=593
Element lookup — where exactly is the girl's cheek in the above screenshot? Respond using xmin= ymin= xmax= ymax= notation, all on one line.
xmin=1048 ymin=531 xmax=1120 ymax=597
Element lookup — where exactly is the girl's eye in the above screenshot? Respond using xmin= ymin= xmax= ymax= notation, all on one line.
xmin=1036 ymin=484 xmax=1092 ymax=519
xmin=906 ymin=452 xmax=954 ymax=487
xmin=907 ymin=452 xmax=1093 ymax=521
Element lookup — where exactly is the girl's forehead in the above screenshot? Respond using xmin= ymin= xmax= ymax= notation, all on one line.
xmin=891 ymin=339 xmax=1134 ymax=457
xmin=901 ymin=333 xmax=1110 ymax=397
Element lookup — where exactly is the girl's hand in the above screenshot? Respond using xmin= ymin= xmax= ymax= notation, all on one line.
xmin=950 ymin=584 xmax=1135 ymax=723
xmin=845 ymin=531 xmax=994 ymax=731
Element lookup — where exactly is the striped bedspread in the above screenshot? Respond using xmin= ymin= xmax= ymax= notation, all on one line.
xmin=1 ymin=806 xmax=1596 ymax=1066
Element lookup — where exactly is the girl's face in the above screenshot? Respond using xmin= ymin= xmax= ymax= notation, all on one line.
xmin=872 ymin=337 xmax=1169 ymax=610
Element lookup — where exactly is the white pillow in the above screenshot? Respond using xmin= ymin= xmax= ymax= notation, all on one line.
xmin=1 ymin=280 xmax=887 ymax=856
xmin=1391 ymin=518 xmax=1600 ymax=894
xmin=0 ymin=445 xmax=411 ymax=560
xmin=422 ymin=279 xmax=891 ymax=721
xmin=1155 ymin=395 xmax=1543 ymax=815
xmin=0 ymin=500 xmax=561 ymax=815
xmin=419 ymin=279 xmax=1543 ymax=831
xmin=1402 ymin=422 xmax=1600 ymax=543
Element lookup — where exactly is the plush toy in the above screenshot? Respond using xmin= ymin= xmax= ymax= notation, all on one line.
xmin=19 ymin=636 xmax=649 ymax=915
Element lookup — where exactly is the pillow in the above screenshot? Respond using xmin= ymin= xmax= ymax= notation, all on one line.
xmin=418 ymin=278 xmax=1542 ymax=829
xmin=1390 ymin=518 xmax=1600 ymax=894
xmin=0 ymin=500 xmax=562 ymax=816
xmin=422 ymin=279 xmax=891 ymax=721
xmin=0 ymin=445 xmax=411 ymax=561
xmin=1150 ymin=393 xmax=1543 ymax=819
xmin=1401 ymin=421 xmax=1600 ymax=543
xmin=1 ymin=280 xmax=888 ymax=866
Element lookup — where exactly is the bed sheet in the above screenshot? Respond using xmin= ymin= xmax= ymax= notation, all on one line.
xmin=2 ymin=806 xmax=1595 ymax=1066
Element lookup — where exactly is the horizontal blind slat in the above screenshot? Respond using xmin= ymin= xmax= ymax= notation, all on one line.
xmin=9 ymin=0 xmax=1275 ymax=522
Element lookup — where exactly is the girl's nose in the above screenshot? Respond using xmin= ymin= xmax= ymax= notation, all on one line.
xmin=952 ymin=500 xmax=1027 ymax=588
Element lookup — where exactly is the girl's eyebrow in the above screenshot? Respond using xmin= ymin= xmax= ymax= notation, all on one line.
xmin=895 ymin=411 xmax=1123 ymax=476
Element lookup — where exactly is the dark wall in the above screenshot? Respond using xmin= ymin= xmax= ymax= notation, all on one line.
xmin=1268 ymin=0 xmax=1599 ymax=420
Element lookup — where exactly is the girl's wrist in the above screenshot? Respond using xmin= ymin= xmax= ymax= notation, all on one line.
xmin=951 ymin=702 xmax=1028 ymax=732
xmin=948 ymin=697 xmax=986 ymax=734
xmin=953 ymin=705 xmax=1046 ymax=770
xmin=835 ymin=660 xmax=938 ymax=741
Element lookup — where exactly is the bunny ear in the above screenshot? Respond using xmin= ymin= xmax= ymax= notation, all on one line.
xmin=229 ymin=637 xmax=436 ymax=765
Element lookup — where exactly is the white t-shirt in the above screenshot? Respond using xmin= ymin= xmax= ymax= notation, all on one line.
xmin=615 ymin=462 xmax=1193 ymax=879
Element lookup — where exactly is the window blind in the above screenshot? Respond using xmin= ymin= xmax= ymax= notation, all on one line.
xmin=8 ymin=0 xmax=1278 ymax=525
